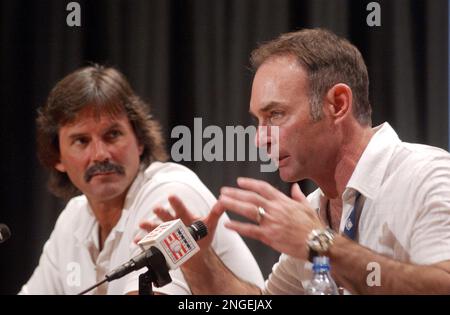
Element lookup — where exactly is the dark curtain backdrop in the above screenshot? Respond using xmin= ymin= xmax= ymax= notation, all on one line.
xmin=0 ymin=0 xmax=448 ymax=294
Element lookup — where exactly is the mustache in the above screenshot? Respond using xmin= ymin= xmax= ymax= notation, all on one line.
xmin=84 ymin=161 xmax=125 ymax=182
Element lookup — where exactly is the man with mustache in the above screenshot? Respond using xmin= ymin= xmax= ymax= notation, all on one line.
xmin=19 ymin=65 xmax=264 ymax=294
xmin=142 ymin=28 xmax=450 ymax=294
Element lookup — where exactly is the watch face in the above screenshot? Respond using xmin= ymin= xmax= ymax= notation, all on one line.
xmin=307 ymin=229 xmax=334 ymax=253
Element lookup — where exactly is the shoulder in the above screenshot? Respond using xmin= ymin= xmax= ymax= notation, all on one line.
xmin=387 ymin=142 xmax=450 ymax=182
xmin=37 ymin=195 xmax=92 ymax=259
xmin=392 ymin=142 xmax=450 ymax=168
xmin=43 ymin=197 xmax=94 ymax=248
xmin=385 ymin=142 xmax=450 ymax=209
xmin=53 ymin=195 xmax=90 ymax=231
xmin=130 ymin=162 xmax=216 ymax=218
xmin=143 ymin=161 xmax=205 ymax=186
xmin=140 ymin=162 xmax=215 ymax=201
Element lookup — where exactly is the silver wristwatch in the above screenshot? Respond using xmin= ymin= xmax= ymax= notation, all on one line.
xmin=307 ymin=228 xmax=336 ymax=262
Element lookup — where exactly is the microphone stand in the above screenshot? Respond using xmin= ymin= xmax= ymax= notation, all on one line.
xmin=138 ymin=268 xmax=155 ymax=295
xmin=137 ymin=247 xmax=172 ymax=295
xmin=78 ymin=246 xmax=172 ymax=295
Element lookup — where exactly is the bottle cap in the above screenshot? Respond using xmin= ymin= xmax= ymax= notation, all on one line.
xmin=312 ymin=256 xmax=330 ymax=272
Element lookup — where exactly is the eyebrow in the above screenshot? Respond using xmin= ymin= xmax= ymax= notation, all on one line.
xmin=249 ymin=102 xmax=284 ymax=117
xmin=67 ymin=122 xmax=123 ymax=140
xmin=68 ymin=132 xmax=87 ymax=140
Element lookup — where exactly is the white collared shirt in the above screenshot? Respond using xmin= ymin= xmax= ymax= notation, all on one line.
xmin=20 ymin=162 xmax=265 ymax=294
xmin=264 ymin=122 xmax=450 ymax=294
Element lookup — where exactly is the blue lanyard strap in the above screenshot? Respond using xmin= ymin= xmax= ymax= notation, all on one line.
xmin=343 ymin=192 xmax=362 ymax=241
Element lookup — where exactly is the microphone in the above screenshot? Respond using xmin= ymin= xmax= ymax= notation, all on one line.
xmin=0 ymin=224 xmax=11 ymax=244
xmin=107 ymin=219 xmax=207 ymax=281
xmin=78 ymin=219 xmax=207 ymax=294
xmin=137 ymin=218 xmax=207 ymax=269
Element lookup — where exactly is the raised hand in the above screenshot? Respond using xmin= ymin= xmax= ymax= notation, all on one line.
xmin=136 ymin=195 xmax=225 ymax=250
xmin=219 ymin=177 xmax=324 ymax=260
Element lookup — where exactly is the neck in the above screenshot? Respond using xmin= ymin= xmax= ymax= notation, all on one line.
xmin=316 ymin=124 xmax=375 ymax=199
xmin=88 ymin=194 xmax=126 ymax=250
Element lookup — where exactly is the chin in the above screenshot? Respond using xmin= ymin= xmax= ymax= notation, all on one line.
xmin=279 ymin=166 xmax=303 ymax=183
xmin=88 ymin=185 xmax=127 ymax=201
xmin=279 ymin=169 xmax=295 ymax=183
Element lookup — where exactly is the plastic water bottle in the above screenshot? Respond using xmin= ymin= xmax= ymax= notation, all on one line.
xmin=305 ymin=256 xmax=339 ymax=295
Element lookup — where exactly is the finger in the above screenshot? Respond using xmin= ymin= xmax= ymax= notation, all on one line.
xmin=134 ymin=234 xmax=145 ymax=244
xmin=236 ymin=177 xmax=286 ymax=201
xmin=154 ymin=207 xmax=175 ymax=222
xmin=168 ymin=195 xmax=198 ymax=224
xmin=224 ymin=220 xmax=265 ymax=242
xmin=138 ymin=220 xmax=159 ymax=232
xmin=291 ymin=183 xmax=307 ymax=203
xmin=210 ymin=199 xmax=227 ymax=219
xmin=218 ymin=195 xmax=260 ymax=222
xmin=135 ymin=219 xmax=159 ymax=243
xmin=203 ymin=201 xmax=226 ymax=235
xmin=220 ymin=186 xmax=270 ymax=209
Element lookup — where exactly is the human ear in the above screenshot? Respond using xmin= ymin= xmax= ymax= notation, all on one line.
xmin=55 ymin=161 xmax=66 ymax=173
xmin=325 ymin=83 xmax=352 ymax=121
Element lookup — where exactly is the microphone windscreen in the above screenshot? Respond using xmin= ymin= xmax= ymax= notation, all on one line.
xmin=188 ymin=221 xmax=208 ymax=241
xmin=0 ymin=223 xmax=11 ymax=243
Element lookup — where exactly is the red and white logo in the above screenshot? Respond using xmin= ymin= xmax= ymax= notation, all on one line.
xmin=163 ymin=230 xmax=188 ymax=262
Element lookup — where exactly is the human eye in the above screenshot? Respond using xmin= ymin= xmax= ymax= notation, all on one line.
xmin=268 ymin=111 xmax=284 ymax=125
xmin=105 ymin=129 xmax=123 ymax=141
xmin=72 ymin=136 xmax=89 ymax=147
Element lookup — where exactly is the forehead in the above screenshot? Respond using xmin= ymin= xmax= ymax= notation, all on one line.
xmin=250 ymin=55 xmax=308 ymax=113
xmin=59 ymin=106 xmax=131 ymax=132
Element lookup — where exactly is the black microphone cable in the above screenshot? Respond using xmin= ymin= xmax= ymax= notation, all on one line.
xmin=77 ymin=279 xmax=108 ymax=295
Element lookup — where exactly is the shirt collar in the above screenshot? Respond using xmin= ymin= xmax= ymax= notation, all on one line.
xmin=73 ymin=202 xmax=96 ymax=246
xmin=345 ymin=122 xmax=401 ymax=200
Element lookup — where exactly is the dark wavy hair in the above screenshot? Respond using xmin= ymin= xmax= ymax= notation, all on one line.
xmin=36 ymin=65 xmax=168 ymax=200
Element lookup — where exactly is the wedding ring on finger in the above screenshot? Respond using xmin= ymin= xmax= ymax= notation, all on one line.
xmin=256 ymin=206 xmax=266 ymax=224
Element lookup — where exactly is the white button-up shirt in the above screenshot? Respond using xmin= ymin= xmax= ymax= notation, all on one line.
xmin=20 ymin=162 xmax=264 ymax=294
xmin=264 ymin=122 xmax=450 ymax=294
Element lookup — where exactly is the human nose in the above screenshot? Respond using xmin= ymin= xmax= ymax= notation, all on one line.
xmin=91 ymin=139 xmax=111 ymax=162
xmin=255 ymin=125 xmax=271 ymax=148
